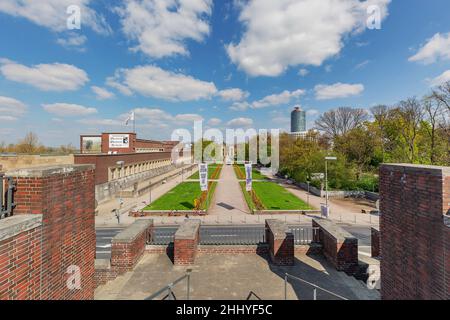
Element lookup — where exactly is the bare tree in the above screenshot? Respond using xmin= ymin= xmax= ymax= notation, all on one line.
xmin=370 ymin=105 xmax=390 ymax=162
xmin=396 ymin=98 xmax=424 ymax=163
xmin=315 ymin=107 xmax=369 ymax=138
xmin=431 ymin=81 xmax=450 ymax=112
xmin=423 ymin=96 xmax=446 ymax=164
xmin=16 ymin=132 xmax=40 ymax=154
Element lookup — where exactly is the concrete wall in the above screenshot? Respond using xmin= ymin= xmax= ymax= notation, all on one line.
xmin=0 ymin=154 xmax=74 ymax=171
xmin=380 ymin=164 xmax=449 ymax=300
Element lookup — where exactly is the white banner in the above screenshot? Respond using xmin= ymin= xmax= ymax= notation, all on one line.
xmin=109 ymin=134 xmax=130 ymax=148
xmin=245 ymin=163 xmax=252 ymax=191
xmin=199 ymin=163 xmax=208 ymax=191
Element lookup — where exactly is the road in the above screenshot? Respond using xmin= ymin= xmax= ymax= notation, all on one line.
xmin=96 ymin=225 xmax=371 ymax=259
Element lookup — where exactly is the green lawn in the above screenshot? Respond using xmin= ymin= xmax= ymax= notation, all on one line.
xmin=144 ymin=182 xmax=217 ymax=210
xmin=236 ymin=165 xmax=267 ymax=180
xmin=239 ymin=182 xmax=256 ymax=211
xmin=188 ymin=165 xmax=222 ymax=180
xmin=251 ymin=182 xmax=313 ymax=210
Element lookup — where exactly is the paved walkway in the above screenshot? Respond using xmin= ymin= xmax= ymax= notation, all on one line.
xmin=209 ymin=164 xmax=250 ymax=216
xmin=95 ymin=253 xmax=379 ymax=300
xmin=95 ymin=164 xmax=379 ymax=228
xmin=95 ymin=165 xmax=197 ymax=227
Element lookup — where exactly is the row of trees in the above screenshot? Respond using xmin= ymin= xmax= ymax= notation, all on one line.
xmin=0 ymin=132 xmax=77 ymax=155
xmin=280 ymin=81 xmax=450 ymax=191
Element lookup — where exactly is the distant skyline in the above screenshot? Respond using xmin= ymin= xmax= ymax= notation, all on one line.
xmin=0 ymin=0 xmax=450 ymax=146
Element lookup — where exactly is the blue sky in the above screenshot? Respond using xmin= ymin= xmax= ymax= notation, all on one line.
xmin=0 ymin=0 xmax=450 ymax=146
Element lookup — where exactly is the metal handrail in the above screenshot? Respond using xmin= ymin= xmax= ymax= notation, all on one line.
xmin=246 ymin=291 xmax=262 ymax=300
xmin=145 ymin=269 xmax=192 ymax=300
xmin=284 ymin=273 xmax=348 ymax=300
xmin=0 ymin=175 xmax=15 ymax=220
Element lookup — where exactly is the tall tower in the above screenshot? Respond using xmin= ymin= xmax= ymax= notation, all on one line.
xmin=291 ymin=106 xmax=306 ymax=133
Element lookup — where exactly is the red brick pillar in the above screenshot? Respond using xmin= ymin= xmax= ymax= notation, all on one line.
xmin=380 ymin=164 xmax=449 ymax=300
xmin=174 ymin=219 xmax=201 ymax=266
xmin=265 ymin=219 xmax=294 ymax=266
xmin=7 ymin=165 xmax=96 ymax=300
xmin=110 ymin=219 xmax=153 ymax=274
xmin=371 ymin=227 xmax=380 ymax=258
xmin=313 ymin=219 xmax=358 ymax=274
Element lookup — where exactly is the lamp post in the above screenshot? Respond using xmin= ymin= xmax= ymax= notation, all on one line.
xmin=324 ymin=157 xmax=337 ymax=208
xmin=306 ymin=180 xmax=310 ymax=206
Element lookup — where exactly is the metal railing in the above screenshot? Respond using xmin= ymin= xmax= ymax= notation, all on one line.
xmin=146 ymin=226 xmax=320 ymax=246
xmin=246 ymin=291 xmax=262 ymax=300
xmin=0 ymin=175 xmax=15 ymax=220
xmin=289 ymin=226 xmax=319 ymax=245
xmin=284 ymin=273 xmax=348 ymax=300
xmin=149 ymin=227 xmax=177 ymax=245
xmin=199 ymin=226 xmax=266 ymax=245
xmin=145 ymin=270 xmax=192 ymax=300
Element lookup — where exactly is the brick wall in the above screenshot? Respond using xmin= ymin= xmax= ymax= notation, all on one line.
xmin=265 ymin=220 xmax=294 ymax=266
xmin=0 ymin=215 xmax=42 ymax=300
xmin=312 ymin=219 xmax=358 ymax=274
xmin=95 ymin=219 xmax=153 ymax=287
xmin=371 ymin=227 xmax=380 ymax=258
xmin=174 ymin=220 xmax=201 ymax=266
xmin=380 ymin=164 xmax=449 ymax=300
xmin=7 ymin=165 xmax=96 ymax=300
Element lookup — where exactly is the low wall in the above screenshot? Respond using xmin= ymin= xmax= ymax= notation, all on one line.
xmin=174 ymin=219 xmax=201 ymax=266
xmin=312 ymin=219 xmax=358 ymax=274
xmin=130 ymin=210 xmax=206 ymax=217
xmin=95 ymin=164 xmax=175 ymax=203
xmin=0 ymin=215 xmax=43 ymax=300
xmin=265 ymin=220 xmax=294 ymax=266
xmin=295 ymin=181 xmax=379 ymax=200
xmin=371 ymin=227 xmax=380 ymax=258
xmin=95 ymin=219 xmax=153 ymax=287
xmin=254 ymin=210 xmax=321 ymax=215
xmin=0 ymin=154 xmax=74 ymax=171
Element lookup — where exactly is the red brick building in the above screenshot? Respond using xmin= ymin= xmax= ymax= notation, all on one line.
xmin=76 ymin=133 xmax=181 ymax=186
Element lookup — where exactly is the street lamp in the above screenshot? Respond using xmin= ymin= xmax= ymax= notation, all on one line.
xmin=324 ymin=156 xmax=337 ymax=208
xmin=306 ymin=180 xmax=310 ymax=206
xmin=116 ymin=161 xmax=125 ymax=209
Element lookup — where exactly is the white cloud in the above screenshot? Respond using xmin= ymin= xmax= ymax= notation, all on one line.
xmin=227 ymin=117 xmax=253 ymax=128
xmin=42 ymin=103 xmax=97 ymax=117
xmin=77 ymin=118 xmax=123 ymax=126
xmin=0 ymin=116 xmax=18 ymax=121
xmin=252 ymin=89 xmax=305 ymax=109
xmin=0 ymin=60 xmax=89 ymax=91
xmin=208 ymin=118 xmax=222 ymax=126
xmin=314 ymin=83 xmax=364 ymax=100
xmin=409 ymin=32 xmax=450 ymax=65
xmin=429 ymin=70 xmax=450 ymax=87
xmin=298 ymin=69 xmax=309 ymax=77
xmin=218 ymin=88 xmax=249 ymax=101
xmin=306 ymin=109 xmax=320 ymax=116
xmin=0 ymin=0 xmax=111 ymax=34
xmin=117 ymin=0 xmax=212 ymax=59
xmin=230 ymin=101 xmax=251 ymax=112
xmin=108 ymin=65 xmax=217 ymax=101
xmin=91 ymin=86 xmax=115 ymax=100
xmin=0 ymin=95 xmax=27 ymax=116
xmin=174 ymin=113 xmax=204 ymax=124
xmin=56 ymin=34 xmax=87 ymax=51
xmin=227 ymin=0 xmax=390 ymax=77
xmin=354 ymin=60 xmax=370 ymax=70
